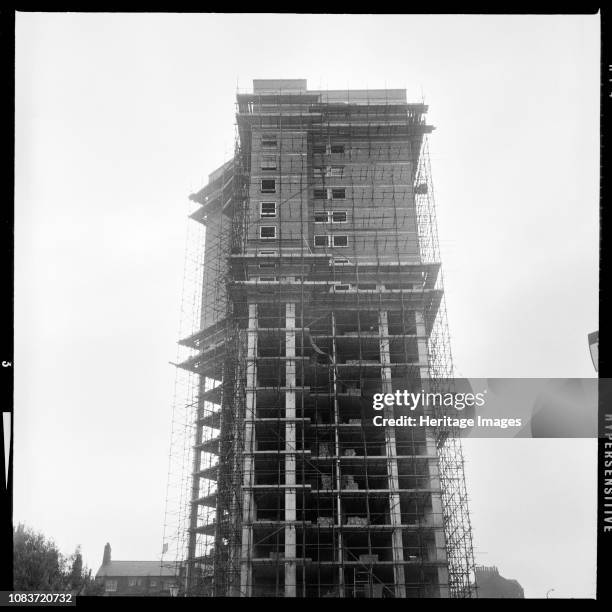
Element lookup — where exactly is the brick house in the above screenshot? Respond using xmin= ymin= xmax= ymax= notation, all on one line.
xmin=95 ymin=543 xmax=179 ymax=596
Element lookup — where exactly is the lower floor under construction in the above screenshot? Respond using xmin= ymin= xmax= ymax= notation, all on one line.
xmin=183 ymin=280 xmax=461 ymax=597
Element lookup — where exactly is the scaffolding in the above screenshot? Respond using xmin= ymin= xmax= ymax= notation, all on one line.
xmin=162 ymin=80 xmax=476 ymax=598
xmin=161 ymin=199 xmax=206 ymax=591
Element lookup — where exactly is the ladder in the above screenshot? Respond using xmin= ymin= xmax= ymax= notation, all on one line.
xmin=353 ymin=570 xmax=372 ymax=598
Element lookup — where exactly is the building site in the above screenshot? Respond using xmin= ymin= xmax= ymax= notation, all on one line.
xmin=162 ymin=78 xmax=476 ymax=598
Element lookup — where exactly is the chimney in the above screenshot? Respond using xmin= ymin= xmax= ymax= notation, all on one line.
xmin=103 ymin=543 xmax=111 ymax=566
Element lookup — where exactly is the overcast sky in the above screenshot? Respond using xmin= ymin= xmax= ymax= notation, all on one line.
xmin=14 ymin=13 xmax=599 ymax=598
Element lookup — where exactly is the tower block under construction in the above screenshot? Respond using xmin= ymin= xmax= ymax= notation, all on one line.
xmin=172 ymin=79 xmax=475 ymax=598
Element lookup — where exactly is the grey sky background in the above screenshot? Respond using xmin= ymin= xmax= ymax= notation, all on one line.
xmin=14 ymin=13 xmax=599 ymax=598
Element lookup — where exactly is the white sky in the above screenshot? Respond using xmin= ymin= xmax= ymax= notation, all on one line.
xmin=14 ymin=13 xmax=599 ymax=598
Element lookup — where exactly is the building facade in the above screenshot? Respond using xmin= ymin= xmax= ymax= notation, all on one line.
xmin=174 ymin=79 xmax=474 ymax=598
xmin=474 ymin=566 xmax=525 ymax=598
xmin=95 ymin=544 xmax=179 ymax=596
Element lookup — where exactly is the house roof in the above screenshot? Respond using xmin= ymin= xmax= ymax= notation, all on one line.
xmin=96 ymin=561 xmax=177 ymax=578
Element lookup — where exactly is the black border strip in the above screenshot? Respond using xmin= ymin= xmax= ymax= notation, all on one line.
xmin=0 ymin=7 xmax=15 ymax=594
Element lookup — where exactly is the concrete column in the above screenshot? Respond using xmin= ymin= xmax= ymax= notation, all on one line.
xmin=379 ymin=310 xmax=406 ymax=598
xmin=285 ymin=303 xmax=297 ymax=597
xmin=240 ymin=304 xmax=258 ymax=596
xmin=415 ymin=310 xmax=449 ymax=598
xmin=330 ymin=311 xmax=345 ymax=597
xmin=424 ymin=432 xmax=449 ymax=597
xmin=186 ymin=421 xmax=202 ymax=592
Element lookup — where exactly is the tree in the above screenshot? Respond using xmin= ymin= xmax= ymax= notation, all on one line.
xmin=81 ymin=571 xmax=105 ymax=596
xmin=13 ymin=524 xmax=100 ymax=594
xmin=13 ymin=524 xmax=67 ymax=591
xmin=67 ymin=546 xmax=83 ymax=591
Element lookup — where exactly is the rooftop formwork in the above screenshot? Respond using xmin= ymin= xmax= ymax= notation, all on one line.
xmin=162 ymin=79 xmax=476 ymax=598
